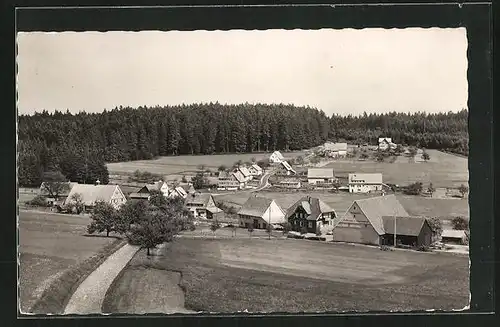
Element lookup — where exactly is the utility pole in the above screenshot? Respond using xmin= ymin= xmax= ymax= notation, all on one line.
xmin=393 ymin=209 xmax=397 ymax=248
xmin=268 ymin=201 xmax=271 ymax=240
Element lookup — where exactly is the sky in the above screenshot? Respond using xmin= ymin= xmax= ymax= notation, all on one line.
xmin=17 ymin=28 xmax=468 ymax=116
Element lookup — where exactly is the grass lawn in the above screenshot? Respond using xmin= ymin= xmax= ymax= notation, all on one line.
xmin=106 ymin=151 xmax=306 ymax=176
xmin=214 ymin=191 xmax=470 ymax=220
xmin=104 ymin=237 xmax=469 ymax=313
xmin=18 ymin=210 xmax=117 ymax=313
xmin=324 ymin=150 xmax=468 ymax=188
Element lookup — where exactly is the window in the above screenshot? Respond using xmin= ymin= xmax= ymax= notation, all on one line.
xmin=308 ymin=221 xmax=313 ymax=228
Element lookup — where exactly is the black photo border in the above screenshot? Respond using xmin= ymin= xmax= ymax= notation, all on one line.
xmin=2 ymin=1 xmax=496 ymax=327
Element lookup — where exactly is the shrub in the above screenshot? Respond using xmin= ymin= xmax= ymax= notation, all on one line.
xmin=417 ymin=245 xmax=431 ymax=252
xmin=26 ymin=195 xmax=49 ymax=207
xmin=452 ymin=216 xmax=469 ymax=230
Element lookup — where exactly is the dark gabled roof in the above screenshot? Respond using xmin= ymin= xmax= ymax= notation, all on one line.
xmin=285 ymin=196 xmax=336 ymax=221
xmin=232 ymin=170 xmax=246 ymax=183
xmin=382 ymin=216 xmax=428 ymax=237
xmin=129 ymin=192 xmax=150 ymax=199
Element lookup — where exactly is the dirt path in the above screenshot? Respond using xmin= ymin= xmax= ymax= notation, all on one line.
xmin=63 ymin=243 xmax=140 ymax=314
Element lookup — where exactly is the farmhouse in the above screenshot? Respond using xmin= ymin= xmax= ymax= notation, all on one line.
xmin=278 ymin=178 xmax=301 ymax=189
xmin=206 ymin=206 xmax=225 ymax=220
xmin=277 ymin=161 xmax=296 ymax=176
xmin=269 ymin=151 xmax=285 ymax=163
xmin=285 ymin=196 xmax=337 ymax=233
xmin=378 ymin=137 xmax=397 ymax=151
xmin=178 ymin=182 xmax=196 ymax=195
xmin=248 ymin=164 xmax=263 ymax=176
xmin=184 ymin=193 xmax=218 ymax=219
xmin=129 ymin=180 xmax=169 ymax=200
xmin=237 ymin=166 xmax=253 ymax=181
xmin=348 ymin=173 xmax=383 ymax=193
xmin=39 ymin=181 xmax=77 ymax=205
xmin=441 ymin=229 xmax=466 ymax=244
xmin=325 ymin=142 xmax=348 ymax=158
xmin=232 ymin=170 xmax=247 ymax=189
xmin=307 ymin=168 xmax=336 ymax=185
xmin=217 ymin=171 xmax=244 ymax=190
xmin=64 ymin=183 xmax=127 ymax=210
xmin=237 ymin=195 xmax=286 ymax=229
xmin=332 ymin=195 xmax=432 ymax=247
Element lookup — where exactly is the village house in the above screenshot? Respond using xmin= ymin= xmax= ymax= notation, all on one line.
xmin=129 ymin=180 xmax=169 ymax=200
xmin=64 ymin=183 xmax=127 ymax=211
xmin=184 ymin=193 xmax=218 ymax=219
xmin=39 ymin=181 xmax=77 ymax=206
xmin=277 ymin=161 xmax=296 ymax=176
xmin=307 ymin=168 xmax=336 ymax=185
xmin=237 ymin=166 xmax=253 ymax=181
xmin=324 ymin=142 xmax=348 ymax=158
xmin=285 ymin=196 xmax=337 ymax=233
xmin=278 ymin=178 xmax=301 ymax=189
xmin=246 ymin=179 xmax=261 ymax=189
xmin=217 ymin=171 xmax=244 ymax=190
xmin=178 ymin=182 xmax=196 ymax=195
xmin=331 ymin=195 xmax=432 ymax=247
xmin=232 ymin=170 xmax=247 ymax=189
xmin=248 ymin=164 xmax=263 ymax=177
xmin=378 ymin=137 xmax=397 ymax=151
xmin=237 ymin=195 xmax=286 ymax=229
xmin=348 ymin=173 xmax=384 ymax=193
xmin=269 ymin=150 xmax=285 ymax=163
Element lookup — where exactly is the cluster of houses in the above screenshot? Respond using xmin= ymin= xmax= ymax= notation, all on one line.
xmin=234 ymin=194 xmax=437 ymax=247
xmin=217 ymin=164 xmax=263 ymax=190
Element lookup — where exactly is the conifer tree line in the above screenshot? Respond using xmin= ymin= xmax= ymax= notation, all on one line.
xmin=17 ymin=103 xmax=468 ymax=187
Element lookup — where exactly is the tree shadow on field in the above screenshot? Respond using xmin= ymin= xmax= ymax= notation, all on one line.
xmin=82 ymin=233 xmax=123 ymax=240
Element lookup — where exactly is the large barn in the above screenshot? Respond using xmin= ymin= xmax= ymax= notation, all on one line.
xmin=331 ymin=195 xmax=432 ymax=247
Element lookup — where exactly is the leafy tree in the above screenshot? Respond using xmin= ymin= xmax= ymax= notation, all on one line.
xmin=118 ymin=199 xmax=148 ymax=229
xmin=315 ymin=226 xmax=322 ymax=236
xmin=26 ymin=195 xmax=49 ymax=207
xmin=421 ymin=150 xmax=430 ymax=162
xmin=127 ymin=210 xmax=169 ymax=256
xmin=427 ymin=217 xmax=443 ymax=241
xmin=41 ymin=170 xmax=69 ymax=201
xmin=360 ymin=152 xmax=369 ymax=160
xmin=408 ymin=146 xmax=418 ymax=161
xmin=197 ymin=164 xmax=206 ymax=173
xmin=452 ymin=216 xmax=469 ymax=230
xmin=375 ymin=150 xmax=385 ymax=162
xmin=69 ymin=193 xmax=84 ymax=214
xmin=458 ymin=184 xmax=469 ymax=198
xmin=427 ymin=183 xmax=436 ymax=197
xmin=250 ymin=157 xmax=256 ymax=163
xmin=210 ymin=220 xmax=221 ymax=238
xmin=149 ymin=189 xmax=168 ymax=208
xmin=218 ymin=165 xmax=227 ymax=172
xmin=231 ymin=225 xmax=237 ymax=237
xmin=405 ymin=182 xmax=423 ymax=195
xmin=87 ymin=201 xmax=119 ymax=237
xmin=295 ymin=156 xmax=305 ymax=166
xmin=181 ymin=175 xmax=188 ymax=183
xmin=191 ymin=172 xmax=209 ymax=190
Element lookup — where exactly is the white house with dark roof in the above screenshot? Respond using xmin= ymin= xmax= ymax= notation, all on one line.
xmin=130 ymin=180 xmax=169 ymax=200
xmin=269 ymin=151 xmax=285 ymax=163
xmin=64 ymin=183 xmax=127 ymax=210
xmin=237 ymin=195 xmax=286 ymax=229
xmin=348 ymin=173 xmax=383 ymax=193
xmin=184 ymin=193 xmax=218 ymax=219
xmin=168 ymin=186 xmax=188 ymax=199
xmin=307 ymin=168 xmax=336 ymax=184
xmin=324 ymin=142 xmax=348 ymax=158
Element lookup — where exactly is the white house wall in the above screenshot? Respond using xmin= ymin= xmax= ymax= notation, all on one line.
xmin=262 ymin=201 xmax=286 ymax=224
xmin=332 ymin=204 xmax=380 ymax=245
xmin=349 ymin=184 xmax=382 ymax=193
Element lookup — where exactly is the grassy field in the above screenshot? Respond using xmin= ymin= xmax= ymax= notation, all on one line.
xmin=324 ymin=150 xmax=468 ymax=188
xmin=104 ymin=237 xmax=469 ymax=313
xmin=214 ymin=191 xmax=470 ymax=220
xmin=18 ymin=210 xmax=116 ymax=313
xmin=106 ymin=151 xmax=307 ymax=176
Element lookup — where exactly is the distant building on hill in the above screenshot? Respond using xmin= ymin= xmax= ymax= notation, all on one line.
xmin=217 ymin=171 xmax=245 ymax=190
xmin=324 ymin=142 xmax=348 ymax=158
xmin=277 ymin=161 xmax=296 ymax=176
xmin=248 ymin=164 xmax=263 ymax=176
xmin=348 ymin=173 xmax=383 ymax=193
xmin=378 ymin=137 xmax=397 ymax=151
xmin=269 ymin=151 xmax=285 ymax=163
xmin=129 ymin=180 xmax=169 ymax=200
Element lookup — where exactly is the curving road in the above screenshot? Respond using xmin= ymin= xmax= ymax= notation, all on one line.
xmin=212 ymin=170 xmax=274 ymax=196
